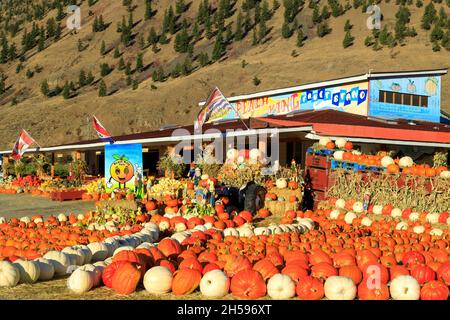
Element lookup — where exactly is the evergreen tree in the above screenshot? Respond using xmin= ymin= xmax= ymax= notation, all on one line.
xmin=93 ymin=16 xmax=99 ymax=32
xmin=379 ymin=25 xmax=391 ymax=45
xmin=254 ymin=2 xmax=261 ymax=25
xmin=259 ymin=18 xmax=268 ymax=42
xmin=118 ymin=57 xmax=126 ymax=70
xmin=159 ymin=32 xmax=169 ymax=44
xmin=136 ymin=53 xmax=144 ymax=72
xmin=79 ymin=69 xmax=87 ymax=87
xmin=41 ymin=79 xmax=49 ymax=96
xmin=132 ymin=79 xmax=139 ymax=90
xmin=421 ymin=2 xmax=437 ymax=30
xmin=176 ymin=0 xmax=188 ymax=14
xmin=8 ymin=44 xmax=16 ymax=61
xmin=296 ymin=28 xmax=304 ymax=47
xmin=441 ymin=30 xmax=450 ymax=50
xmin=312 ymin=5 xmax=322 ymax=24
xmin=100 ymin=40 xmax=106 ymax=55
xmin=431 ymin=24 xmax=444 ymax=42
xmin=100 ymin=63 xmax=112 ymax=76
xmin=56 ymin=2 xmax=64 ymax=21
xmin=138 ymin=34 xmax=146 ymax=49
xmin=416 ymin=0 xmax=423 ymax=8
xmin=174 ymin=25 xmax=190 ymax=53
xmin=181 ymin=57 xmax=192 ymax=76
xmin=205 ymin=14 xmax=214 ymax=39
xmin=0 ymin=37 xmax=8 ymax=64
xmin=235 ymin=11 xmax=244 ymax=41
xmin=317 ymin=22 xmax=332 ymax=37
xmin=344 ymin=19 xmax=352 ymax=32
xmin=321 ymin=5 xmax=331 ymax=20
xmin=212 ymin=31 xmax=225 ymax=61
xmin=261 ymin=0 xmax=271 ymax=21
xmin=62 ymin=82 xmax=71 ymax=99
xmin=87 ymin=71 xmax=95 ymax=85
xmin=145 ymin=0 xmax=153 ymax=20
xmin=281 ymin=21 xmax=292 ymax=38
xmin=55 ymin=24 xmax=62 ymax=40
xmin=225 ymin=26 xmax=233 ymax=44
xmin=148 ymin=27 xmax=159 ymax=45
xmin=98 ymin=80 xmax=107 ymax=97
xmin=199 ymin=52 xmax=210 ymax=66
xmin=0 ymin=76 xmax=5 ymax=95
xmin=114 ymin=47 xmax=120 ymax=58
xmin=343 ymin=30 xmax=354 ymax=48
xmin=432 ymin=41 xmax=441 ymax=51
xmin=46 ymin=18 xmax=56 ymax=38
xmin=252 ymin=27 xmax=258 ymax=45
xmin=125 ymin=62 xmax=132 ymax=76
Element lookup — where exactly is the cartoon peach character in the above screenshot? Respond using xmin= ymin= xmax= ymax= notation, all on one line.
xmin=107 ymin=154 xmax=134 ymax=191
xmin=425 ymin=77 xmax=438 ymax=96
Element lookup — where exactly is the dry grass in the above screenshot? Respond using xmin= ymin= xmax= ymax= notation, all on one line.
xmin=0 ymin=1 xmax=449 ymax=149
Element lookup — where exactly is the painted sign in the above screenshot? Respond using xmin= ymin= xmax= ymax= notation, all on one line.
xmin=105 ymin=143 xmax=144 ymax=198
xmin=369 ymin=76 xmax=441 ymax=123
xmin=206 ymin=81 xmax=369 ymax=122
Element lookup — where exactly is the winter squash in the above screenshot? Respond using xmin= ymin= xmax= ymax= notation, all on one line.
xmin=402 ymin=251 xmax=425 ymax=269
xmin=230 ymin=269 xmax=266 ymax=299
xmin=0 ymin=261 xmax=20 ymax=287
xmin=381 ymin=156 xmax=394 ymax=167
xmin=311 ymin=262 xmax=338 ymax=281
xmin=172 ymin=269 xmax=202 ymax=295
xmin=78 ymin=264 xmax=102 ymax=287
xmin=339 ymin=265 xmax=362 ymax=285
xmin=267 ymin=274 xmax=296 ymax=300
xmin=102 ymin=261 xmax=130 ymax=288
xmin=67 ymin=268 xmax=94 ymax=294
xmin=13 ymin=260 xmax=40 ymax=284
xmin=200 ymin=270 xmax=230 ymax=298
xmin=275 ymin=178 xmax=287 ymax=189
xmin=335 ymin=138 xmax=347 ymax=149
xmin=111 ymin=262 xmax=142 ymax=295
xmin=223 ymin=255 xmax=252 ymax=277
xmin=399 ymin=156 xmax=413 ymax=168
xmin=35 ymin=258 xmax=55 ymax=281
xmin=389 ymin=275 xmax=420 ymax=300
xmin=87 ymin=242 xmax=109 ymax=262
xmin=420 ymin=280 xmax=449 ymax=300
xmin=258 ymin=209 xmax=270 ymax=218
xmin=357 ymin=282 xmax=389 ymax=300
xmin=352 ymin=202 xmax=364 ymax=213
xmin=390 ymin=265 xmax=410 ymax=281
xmin=158 ymin=238 xmax=182 ymax=259
xmin=179 ymin=257 xmax=203 ymax=273
xmin=335 ymin=199 xmax=346 ymax=209
xmin=344 ymin=141 xmax=353 ymax=150
xmin=437 ymin=261 xmax=450 ymax=285
xmin=333 ymin=150 xmax=344 ymax=161
xmin=324 ymin=276 xmax=357 ymax=300
xmin=386 ymin=164 xmax=400 ymax=173
xmin=253 ymin=259 xmax=279 ymax=281
xmin=318 ymin=136 xmax=332 ymax=147
xmin=410 ymin=264 xmax=435 ymax=284
xmin=288 ymin=180 xmax=299 ymax=190
xmin=295 ymin=276 xmax=324 ymax=300
xmin=43 ymin=251 xmax=70 ymax=276
xmin=62 ymin=247 xmax=85 ymax=266
xmin=143 ymin=266 xmax=173 ymax=294
xmin=325 ymin=141 xmax=335 ymax=150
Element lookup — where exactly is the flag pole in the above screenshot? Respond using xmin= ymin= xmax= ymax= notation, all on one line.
xmin=220 ymin=88 xmax=250 ymax=131
xmin=23 ymin=129 xmax=41 ymax=149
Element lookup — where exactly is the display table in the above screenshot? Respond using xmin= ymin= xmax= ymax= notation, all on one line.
xmin=51 ymin=189 xmax=86 ymax=202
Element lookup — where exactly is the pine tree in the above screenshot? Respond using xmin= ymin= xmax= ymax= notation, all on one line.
xmin=317 ymin=22 xmax=332 ymax=37
xmin=259 ymin=19 xmax=267 ymax=42
xmin=41 ymin=79 xmax=49 ymax=96
xmin=114 ymin=47 xmax=120 ymax=58
xmin=176 ymin=0 xmax=187 ymax=14
xmin=205 ymin=14 xmax=213 ymax=39
xmin=281 ymin=21 xmax=292 ymax=38
xmin=100 ymin=40 xmax=106 ymax=55
xmin=252 ymin=27 xmax=258 ymax=45
xmin=379 ymin=25 xmax=391 ymax=45
xmin=254 ymin=2 xmax=261 ymax=25
xmin=93 ymin=16 xmax=99 ymax=32
xmin=87 ymin=71 xmax=95 ymax=85
xmin=296 ymin=28 xmax=304 ymax=47
xmin=181 ymin=57 xmax=192 ymax=76
xmin=225 ymin=26 xmax=233 ymax=44
xmin=55 ymin=24 xmax=62 ymax=40
xmin=139 ymin=34 xmax=146 ymax=49
xmin=0 ymin=76 xmax=5 ymax=94
xmin=344 ymin=19 xmax=352 ymax=32
xmin=321 ymin=5 xmax=331 ymax=20
xmin=441 ymin=30 xmax=450 ymax=50
xmin=8 ymin=44 xmax=16 ymax=61
xmin=431 ymin=24 xmax=444 ymax=41
xmin=62 ymin=82 xmax=71 ymax=99
xmin=235 ymin=11 xmax=244 ymax=41
xmin=56 ymin=2 xmax=64 ymax=21
xmin=261 ymin=0 xmax=271 ymax=21
xmin=148 ymin=27 xmax=159 ymax=45
xmin=98 ymin=80 xmax=107 ymax=97
xmin=125 ymin=62 xmax=132 ymax=76
xmin=118 ymin=57 xmax=126 ymax=70
xmin=100 ymin=63 xmax=111 ymax=76
xmin=312 ymin=5 xmax=322 ymax=24
xmin=79 ymin=69 xmax=87 ymax=87
xmin=46 ymin=18 xmax=56 ymax=38
xmin=132 ymin=79 xmax=139 ymax=90
xmin=174 ymin=24 xmax=189 ymax=53
xmin=199 ymin=52 xmax=210 ymax=66
xmin=343 ymin=30 xmax=354 ymax=48
xmin=0 ymin=37 xmax=8 ymax=64
xmin=145 ymin=0 xmax=153 ymax=20
xmin=421 ymin=2 xmax=437 ymax=30
xmin=212 ymin=31 xmax=225 ymax=61
xmin=136 ymin=53 xmax=144 ymax=72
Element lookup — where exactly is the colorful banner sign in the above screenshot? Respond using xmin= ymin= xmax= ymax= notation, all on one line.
xmin=105 ymin=143 xmax=144 ymax=199
xmin=207 ymin=81 xmax=369 ymax=122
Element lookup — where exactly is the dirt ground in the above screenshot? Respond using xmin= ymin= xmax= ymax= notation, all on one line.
xmin=0 ymin=194 xmax=96 ymax=219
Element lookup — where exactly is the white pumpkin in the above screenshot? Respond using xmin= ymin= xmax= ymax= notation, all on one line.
xmin=57 ymin=213 xmax=67 ymax=222
xmin=193 ymin=225 xmax=207 ymax=232
xmin=275 ymin=178 xmax=287 ymax=189
xmin=409 ymin=212 xmax=420 ymax=222
xmin=426 ymin=213 xmax=440 ymax=224
xmin=344 ymin=211 xmax=357 ymax=225
xmin=174 ymin=222 xmax=187 ymax=233
xmin=113 ymin=246 xmax=134 ymax=257
xmin=324 ymin=276 xmax=357 ymax=300
xmin=0 ymin=261 xmax=20 ymax=287
xmin=352 ymin=202 xmax=364 ymax=213
xmin=87 ymin=242 xmax=109 ymax=262
xmin=267 ymin=274 xmax=295 ymax=300
xmin=237 ymin=226 xmax=254 ymax=238
xmin=413 ymin=225 xmax=425 ymax=234
xmin=372 ymin=205 xmax=383 ymax=215
xmin=439 ymin=170 xmax=450 ymax=178
xmin=104 ymin=257 xmax=113 ymax=265
xmin=62 ymin=247 xmax=85 ymax=266
xmin=335 ymin=138 xmax=348 ymax=149
xmin=33 ymin=218 xmax=43 ymax=224
xmin=381 ymin=156 xmax=394 ymax=167
xmin=318 ymin=136 xmax=332 ymax=147
xmin=143 ymin=266 xmax=173 ymax=294
xmin=77 ymin=214 xmax=84 ymax=220
xmin=67 ymin=268 xmax=94 ymax=294
xmin=335 ymin=198 xmax=346 ymax=209
xmin=137 ymin=242 xmax=155 ymax=250
xmin=79 ymin=264 xmax=102 ymax=287
xmin=171 ymin=231 xmax=191 ymax=244
xmin=395 ymin=222 xmax=409 ymax=231
xmin=34 ymin=258 xmax=55 ymax=281
xmin=159 ymin=220 xmax=170 ymax=231
xmin=200 ymin=270 xmax=230 ymax=298
xmin=391 ymin=208 xmax=402 ymax=218
xmin=352 ymin=150 xmax=362 ymax=155
xmin=389 ymin=275 xmax=420 ymax=300
xmin=361 ymin=217 xmax=373 ymax=227
xmin=398 ymin=156 xmax=414 ymax=168
xmin=226 ymin=149 xmax=238 ymax=161
xmin=333 ymin=150 xmax=344 ymax=161
xmin=223 ymin=228 xmax=239 ymax=237
xmin=254 ymin=227 xmax=271 ymax=236
xmin=0 ymin=217 xmax=6 ymax=224
xmin=429 ymin=228 xmax=443 ymax=236
xmin=43 ymin=251 xmax=70 ymax=276
xmin=20 ymin=216 xmax=31 ymax=224
xmin=73 ymin=245 xmax=92 ymax=264
xmin=329 ymin=209 xmax=341 ymax=220
xmin=13 ymin=260 xmax=40 ymax=284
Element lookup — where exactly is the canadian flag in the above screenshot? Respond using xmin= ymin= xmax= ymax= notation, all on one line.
xmin=11 ymin=130 xmax=35 ymax=160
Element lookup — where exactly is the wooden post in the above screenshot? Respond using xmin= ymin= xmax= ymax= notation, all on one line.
xmin=2 ymin=156 xmax=9 ymax=177
xmin=51 ymin=152 xmax=55 ymax=178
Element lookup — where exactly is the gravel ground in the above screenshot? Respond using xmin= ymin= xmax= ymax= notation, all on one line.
xmin=0 ymin=193 xmax=95 ymax=219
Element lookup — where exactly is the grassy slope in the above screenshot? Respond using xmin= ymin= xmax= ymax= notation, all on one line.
xmin=0 ymin=0 xmax=449 ymax=150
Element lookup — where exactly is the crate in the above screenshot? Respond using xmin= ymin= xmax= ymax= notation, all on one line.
xmin=308 ymin=168 xmax=330 ymax=190
xmin=51 ymin=190 xmax=86 ymax=202
xmin=305 ymin=154 xmax=331 ymax=169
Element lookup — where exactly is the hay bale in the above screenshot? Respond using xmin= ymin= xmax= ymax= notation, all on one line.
xmin=97 ymin=200 xmax=138 ymax=211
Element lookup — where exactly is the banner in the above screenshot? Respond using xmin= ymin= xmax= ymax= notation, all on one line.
xmin=104 ymin=143 xmax=144 ymax=198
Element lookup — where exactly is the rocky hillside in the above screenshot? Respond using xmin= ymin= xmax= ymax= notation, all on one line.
xmin=0 ymin=0 xmax=449 ymax=150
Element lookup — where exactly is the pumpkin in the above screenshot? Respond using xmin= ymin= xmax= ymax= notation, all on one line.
xmin=420 ymin=280 xmax=449 ymax=300
xmin=102 ymin=260 xmax=130 ymax=288
xmin=230 ymin=270 xmax=266 ymax=299
xmin=439 ymin=170 xmax=450 ymax=178
xmin=35 ymin=258 xmax=55 ymax=281
xmin=402 ymin=251 xmax=425 ymax=268
xmin=335 ymin=199 xmax=346 ymax=209
xmin=324 ymin=276 xmax=357 ymax=300
xmin=223 ymin=255 xmax=252 ymax=277
xmin=390 ymin=265 xmax=409 ymax=281
xmin=295 ymin=276 xmax=324 ymax=300
xmin=200 ymin=270 xmax=230 ymax=298
xmin=339 ymin=265 xmax=362 ymax=285
xmin=381 ymin=156 xmax=394 ymax=167
xmin=179 ymin=257 xmax=203 ymax=273
xmin=389 ymin=275 xmax=420 ymax=300
xmin=335 ymin=138 xmax=348 ymax=149
xmin=311 ymin=262 xmax=338 ymax=281
xmin=361 ymin=263 xmax=389 ymax=284
xmin=143 ymin=266 xmax=173 ymax=294
xmin=352 ymin=202 xmax=364 ymax=213
xmin=333 ymin=150 xmax=344 ymax=161
xmin=172 ymin=269 xmax=202 ymax=295
xmin=62 ymin=247 xmax=85 ymax=266
xmin=344 ymin=141 xmax=353 ymax=150
xmin=325 ymin=141 xmax=335 ymax=150
xmin=399 ymin=156 xmax=413 ymax=168
xmin=13 ymin=260 xmax=40 ymax=284
xmin=386 ymin=163 xmax=400 ymax=173
xmin=275 ymin=178 xmax=287 ymax=189
xmin=357 ymin=282 xmax=389 ymax=300
xmin=43 ymin=251 xmax=70 ymax=276
xmin=253 ymin=259 xmax=279 ymax=281
xmin=157 ymin=238 xmax=182 ymax=259
xmin=87 ymin=242 xmax=109 ymax=262
xmin=111 ymin=262 xmax=142 ymax=295
xmin=281 ymin=265 xmax=308 ymax=283
xmin=267 ymin=274 xmax=296 ymax=300
xmin=436 ymin=261 xmax=450 ymax=285
xmin=410 ymin=264 xmax=435 ymax=284
xmin=258 ymin=209 xmax=271 ymax=218
xmin=318 ymin=136 xmax=332 ymax=147
xmin=0 ymin=261 xmax=20 ymax=287
xmin=67 ymin=268 xmax=94 ymax=294
xmin=78 ymin=264 xmax=102 ymax=287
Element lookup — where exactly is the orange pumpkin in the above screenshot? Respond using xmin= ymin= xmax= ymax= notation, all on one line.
xmin=295 ymin=276 xmax=324 ymax=300
xmin=325 ymin=141 xmax=335 ymax=150
xmin=386 ymin=164 xmax=400 ymax=173
xmin=171 ymin=269 xmax=202 ymax=295
xmin=157 ymin=238 xmax=182 ymax=259
xmin=230 ymin=270 xmax=266 ymax=299
xmin=253 ymin=259 xmax=279 ymax=281
xmin=111 ymin=262 xmax=142 ymax=295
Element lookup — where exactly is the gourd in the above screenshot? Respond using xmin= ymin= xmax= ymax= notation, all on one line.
xmin=333 ymin=150 xmax=344 ymax=161
xmin=267 ymin=274 xmax=296 ymax=300
xmin=43 ymin=251 xmax=70 ymax=276
xmin=440 ymin=171 xmax=450 ymax=178
xmin=87 ymin=242 xmax=109 ymax=262
xmin=143 ymin=266 xmax=173 ymax=294
xmin=399 ymin=156 xmax=413 ymax=168
xmin=361 ymin=217 xmax=372 ymax=227
xmin=335 ymin=138 xmax=348 ymax=149
xmin=381 ymin=156 xmax=394 ymax=167
xmin=391 ymin=208 xmax=402 ymax=218
xmin=275 ymin=178 xmax=287 ymax=189
xmin=352 ymin=202 xmax=364 ymax=213
xmin=318 ymin=136 xmax=332 ymax=147
xmin=67 ymin=268 xmax=94 ymax=294
xmin=57 ymin=213 xmax=67 ymax=222
xmin=200 ymin=270 xmax=230 ymax=298
xmin=13 ymin=260 xmax=40 ymax=284
xmin=344 ymin=211 xmax=357 ymax=225
xmin=335 ymin=199 xmax=346 ymax=209
xmin=62 ymin=247 xmax=85 ymax=266
xmin=329 ymin=209 xmax=341 ymax=220
xmin=389 ymin=275 xmax=420 ymax=300
xmin=372 ymin=205 xmax=383 ymax=215
xmin=0 ymin=261 xmax=20 ymax=287
xmin=35 ymin=258 xmax=55 ymax=281
xmin=324 ymin=276 xmax=357 ymax=300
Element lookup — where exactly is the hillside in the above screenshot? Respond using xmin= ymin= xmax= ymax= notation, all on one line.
xmin=0 ymin=0 xmax=449 ymax=150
